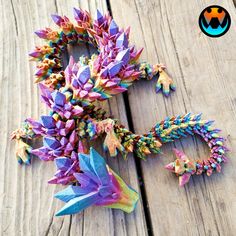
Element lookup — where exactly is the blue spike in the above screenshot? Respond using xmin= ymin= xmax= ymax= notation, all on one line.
xmin=51 ymin=91 xmax=66 ymax=106
xmin=77 ymin=65 xmax=91 ymax=84
xmin=78 ymin=153 xmax=91 ymax=167
xmin=115 ymin=49 xmax=130 ymax=66
xmin=55 ymin=191 xmax=99 ymax=216
xmin=108 ymin=61 xmax=123 ymax=77
xmin=40 ymin=115 xmax=56 ymax=129
xmin=43 ymin=137 xmax=61 ymax=150
xmin=171 ymin=134 xmax=180 ymax=139
xmin=89 ymin=148 xmax=110 ymax=185
xmin=109 ymin=19 xmax=119 ymax=35
xmin=177 ymin=129 xmax=187 ymax=137
xmin=55 ymin=185 xmax=93 ymax=203
xmin=78 ymin=153 xmax=100 ymax=184
xmin=194 ymin=113 xmax=202 ymax=121
xmin=183 ymin=113 xmax=191 ymax=122
xmin=55 ymin=157 xmax=72 ymax=171
xmin=174 ymin=116 xmax=181 ymax=125
xmin=116 ymin=32 xmax=128 ymax=48
xmin=96 ymin=10 xmax=104 ymax=25
xmin=205 ymin=120 xmax=214 ymax=126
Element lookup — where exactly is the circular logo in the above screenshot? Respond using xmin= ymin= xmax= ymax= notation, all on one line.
xmin=199 ymin=5 xmax=231 ymax=37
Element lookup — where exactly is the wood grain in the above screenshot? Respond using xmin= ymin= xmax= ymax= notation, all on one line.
xmin=0 ymin=1 xmax=147 ymax=235
xmin=110 ymin=0 xmax=236 ymax=235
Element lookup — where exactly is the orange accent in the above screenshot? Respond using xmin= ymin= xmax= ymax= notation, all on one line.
xmin=204 ymin=7 xmax=226 ymax=23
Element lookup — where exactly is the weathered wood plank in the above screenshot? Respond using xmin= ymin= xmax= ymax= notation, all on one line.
xmin=110 ymin=0 xmax=236 ymax=235
xmin=0 ymin=0 xmax=147 ymax=235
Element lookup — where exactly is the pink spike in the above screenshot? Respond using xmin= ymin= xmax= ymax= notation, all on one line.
xmin=165 ymin=162 xmax=175 ymax=172
xmin=48 ymin=177 xmax=58 ymax=184
xmin=35 ymin=68 xmax=45 ymax=76
xmin=179 ymin=173 xmax=191 ymax=187
xmin=29 ymin=51 xmax=41 ymax=58
xmin=173 ymin=148 xmax=186 ymax=160
xmin=78 ymin=140 xmax=88 ymax=154
xmin=125 ymin=26 xmax=131 ymax=38
xmin=68 ymin=56 xmax=75 ymax=66
xmin=131 ymin=48 xmax=143 ymax=62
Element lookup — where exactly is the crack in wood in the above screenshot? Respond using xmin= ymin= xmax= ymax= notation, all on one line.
xmin=10 ymin=0 xmax=18 ymax=35
xmin=106 ymin=1 xmax=153 ymax=235
xmin=232 ymin=0 xmax=236 ymax=8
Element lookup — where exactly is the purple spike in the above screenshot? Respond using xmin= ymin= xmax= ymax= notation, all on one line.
xmin=38 ymin=83 xmax=51 ymax=98
xmin=74 ymin=173 xmax=91 ymax=187
xmin=100 ymin=68 xmax=108 ymax=78
xmin=69 ymin=130 xmax=78 ymax=144
xmin=55 ymin=157 xmax=73 ymax=171
xmin=60 ymin=137 xmax=68 ymax=146
xmin=43 ymin=137 xmax=61 ymax=150
xmin=115 ymin=49 xmax=130 ymax=66
xmin=73 ymin=8 xmax=83 ymax=20
xmin=51 ymin=14 xmax=62 ymax=25
xmin=56 ymin=120 xmax=64 ymax=129
xmin=109 ymin=19 xmax=118 ymax=35
xmin=65 ymin=120 xmax=75 ymax=129
xmin=34 ymin=30 xmax=47 ymax=39
xmin=40 ymin=116 xmax=56 ymax=129
xmin=96 ymin=10 xmax=104 ymax=25
xmin=51 ymin=91 xmax=66 ymax=106
xmin=77 ymin=66 xmax=90 ymax=84
xmin=108 ymin=61 xmax=123 ymax=77
xmin=116 ymin=32 xmax=128 ymax=48
xmin=29 ymin=51 xmax=39 ymax=58
xmin=72 ymin=79 xmax=79 ymax=88
xmin=98 ymin=185 xmax=113 ymax=197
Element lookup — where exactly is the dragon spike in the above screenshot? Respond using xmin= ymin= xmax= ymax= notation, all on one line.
xmin=51 ymin=14 xmax=63 ymax=26
xmin=173 ymin=148 xmax=186 ymax=160
xmin=96 ymin=9 xmax=104 ymax=25
xmin=179 ymin=173 xmax=192 ymax=187
xmin=165 ymin=162 xmax=175 ymax=172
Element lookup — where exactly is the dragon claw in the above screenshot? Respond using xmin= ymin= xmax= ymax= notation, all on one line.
xmin=15 ymin=139 xmax=32 ymax=165
xmin=155 ymin=67 xmax=175 ymax=96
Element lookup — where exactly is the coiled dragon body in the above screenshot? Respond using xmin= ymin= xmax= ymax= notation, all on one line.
xmin=12 ymin=8 xmax=228 ymax=216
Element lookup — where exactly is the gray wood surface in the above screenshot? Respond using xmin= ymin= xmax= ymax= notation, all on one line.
xmin=1 ymin=0 xmax=236 ymax=235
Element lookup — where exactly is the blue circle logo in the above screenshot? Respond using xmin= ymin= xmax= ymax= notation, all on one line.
xmin=199 ymin=5 xmax=231 ymax=37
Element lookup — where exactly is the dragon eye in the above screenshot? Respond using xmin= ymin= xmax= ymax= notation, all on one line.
xmin=207 ymin=8 xmax=212 ymax=13
xmin=218 ymin=8 xmax=223 ymax=13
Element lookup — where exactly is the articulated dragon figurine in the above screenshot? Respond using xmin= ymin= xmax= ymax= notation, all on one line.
xmin=11 ymin=8 xmax=228 ymax=216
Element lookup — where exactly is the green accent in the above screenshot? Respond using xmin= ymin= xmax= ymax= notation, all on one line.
xmin=105 ymin=169 xmax=139 ymax=213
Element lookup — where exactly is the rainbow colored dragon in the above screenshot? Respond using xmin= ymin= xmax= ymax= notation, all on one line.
xmin=11 ymin=8 xmax=228 ymax=216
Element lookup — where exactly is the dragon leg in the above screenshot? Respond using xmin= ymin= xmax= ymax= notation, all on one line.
xmin=138 ymin=62 xmax=176 ymax=96
xmin=11 ymin=121 xmax=40 ymax=164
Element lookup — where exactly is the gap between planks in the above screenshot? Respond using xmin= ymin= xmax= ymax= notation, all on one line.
xmin=106 ymin=1 xmax=154 ymax=235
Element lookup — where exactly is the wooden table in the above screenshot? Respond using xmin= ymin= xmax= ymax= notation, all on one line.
xmin=1 ymin=0 xmax=236 ymax=235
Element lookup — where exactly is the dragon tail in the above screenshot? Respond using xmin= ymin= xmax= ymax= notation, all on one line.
xmin=153 ymin=113 xmax=228 ymax=185
xmin=113 ymin=113 xmax=228 ymax=186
